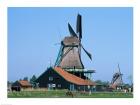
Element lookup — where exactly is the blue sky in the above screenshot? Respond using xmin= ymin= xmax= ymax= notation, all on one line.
xmin=8 ymin=7 xmax=133 ymax=84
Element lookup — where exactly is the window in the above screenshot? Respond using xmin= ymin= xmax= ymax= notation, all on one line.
xmin=49 ymin=77 xmax=53 ymax=81
xmin=52 ymin=84 xmax=56 ymax=87
xmin=58 ymin=84 xmax=61 ymax=88
xmin=56 ymin=77 xmax=60 ymax=80
xmin=70 ymin=84 xmax=75 ymax=91
xmin=48 ymin=83 xmax=53 ymax=89
xmin=48 ymin=84 xmax=56 ymax=88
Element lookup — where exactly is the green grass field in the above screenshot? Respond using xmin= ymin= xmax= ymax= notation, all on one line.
xmin=8 ymin=90 xmax=133 ymax=98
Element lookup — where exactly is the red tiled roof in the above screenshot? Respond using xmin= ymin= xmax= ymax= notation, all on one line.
xmin=54 ymin=67 xmax=95 ymax=86
xmin=19 ymin=80 xmax=32 ymax=87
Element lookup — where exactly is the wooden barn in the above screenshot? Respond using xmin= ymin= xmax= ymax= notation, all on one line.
xmin=36 ymin=67 xmax=95 ymax=91
xmin=11 ymin=80 xmax=32 ymax=91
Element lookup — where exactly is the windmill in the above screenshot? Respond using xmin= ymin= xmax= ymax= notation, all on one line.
xmin=36 ymin=14 xmax=96 ymax=90
xmin=110 ymin=64 xmax=123 ymax=89
xmin=54 ymin=14 xmax=94 ymax=79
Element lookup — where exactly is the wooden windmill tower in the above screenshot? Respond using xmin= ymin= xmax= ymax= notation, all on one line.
xmin=110 ymin=64 xmax=123 ymax=89
xmin=55 ymin=14 xmax=94 ymax=79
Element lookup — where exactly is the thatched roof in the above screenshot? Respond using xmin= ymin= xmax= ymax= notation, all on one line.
xmin=62 ymin=36 xmax=79 ymax=46
xmin=59 ymin=47 xmax=84 ymax=69
xmin=58 ymin=36 xmax=84 ymax=69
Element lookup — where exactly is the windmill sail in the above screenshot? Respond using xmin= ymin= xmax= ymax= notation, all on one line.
xmin=68 ymin=23 xmax=78 ymax=37
xmin=76 ymin=14 xmax=82 ymax=39
xmin=81 ymin=44 xmax=92 ymax=60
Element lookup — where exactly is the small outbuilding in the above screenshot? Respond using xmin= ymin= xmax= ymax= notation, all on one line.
xmin=11 ymin=80 xmax=32 ymax=91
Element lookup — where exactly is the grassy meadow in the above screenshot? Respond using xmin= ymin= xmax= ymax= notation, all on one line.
xmin=8 ymin=90 xmax=133 ymax=98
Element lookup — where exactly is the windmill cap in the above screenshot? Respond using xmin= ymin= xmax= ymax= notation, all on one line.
xmin=62 ymin=36 xmax=79 ymax=46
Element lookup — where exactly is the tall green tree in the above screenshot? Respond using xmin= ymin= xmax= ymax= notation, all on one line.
xmin=95 ymin=80 xmax=110 ymax=85
xmin=30 ymin=75 xmax=37 ymax=88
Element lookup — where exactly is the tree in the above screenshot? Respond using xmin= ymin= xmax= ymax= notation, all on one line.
xmin=127 ymin=75 xmax=133 ymax=85
xmin=95 ymin=80 xmax=102 ymax=84
xmin=102 ymin=81 xmax=110 ymax=85
xmin=95 ymin=80 xmax=110 ymax=86
xmin=30 ymin=75 xmax=37 ymax=88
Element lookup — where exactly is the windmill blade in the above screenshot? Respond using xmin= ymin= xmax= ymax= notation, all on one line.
xmin=112 ymin=73 xmax=120 ymax=84
xmin=68 ymin=23 xmax=78 ymax=37
xmin=81 ymin=44 xmax=92 ymax=60
xmin=118 ymin=64 xmax=121 ymax=73
xmin=117 ymin=64 xmax=123 ymax=84
xmin=76 ymin=14 xmax=82 ymax=39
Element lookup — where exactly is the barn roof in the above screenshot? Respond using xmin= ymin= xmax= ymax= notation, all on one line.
xmin=54 ymin=67 xmax=95 ymax=86
xmin=19 ymin=80 xmax=32 ymax=87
